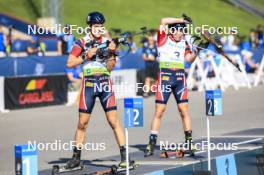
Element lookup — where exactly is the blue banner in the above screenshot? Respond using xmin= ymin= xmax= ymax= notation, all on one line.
xmin=119 ymin=48 xmax=145 ymax=70
xmin=0 ymin=12 xmax=55 ymax=37
xmin=0 ymin=56 xmax=67 ymax=76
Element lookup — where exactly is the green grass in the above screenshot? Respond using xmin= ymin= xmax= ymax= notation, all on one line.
xmin=0 ymin=0 xmax=263 ymax=36
xmin=0 ymin=0 xmax=42 ymax=23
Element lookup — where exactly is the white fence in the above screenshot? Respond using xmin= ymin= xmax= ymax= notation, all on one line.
xmin=187 ymin=52 xmax=264 ymax=91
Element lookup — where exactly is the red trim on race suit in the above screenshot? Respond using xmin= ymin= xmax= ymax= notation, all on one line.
xmin=70 ymin=45 xmax=82 ymax=57
xmin=155 ymin=74 xmax=164 ymax=101
xmin=70 ymin=35 xmax=103 ymax=57
xmin=106 ymin=79 xmax=116 ymax=108
xmin=79 ymin=79 xmax=87 ymax=110
xmin=157 ymin=29 xmax=168 ymax=47
xmin=180 ymin=75 xmax=188 ymax=100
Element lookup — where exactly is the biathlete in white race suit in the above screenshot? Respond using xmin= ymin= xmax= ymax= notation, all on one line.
xmin=65 ymin=12 xmax=130 ymax=169
xmin=144 ymin=15 xmax=200 ymax=156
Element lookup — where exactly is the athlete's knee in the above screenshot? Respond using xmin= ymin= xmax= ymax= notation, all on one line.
xmin=155 ymin=105 xmax=166 ymax=118
xmin=178 ymin=106 xmax=189 ymax=118
xmin=109 ymin=119 xmax=118 ymax=129
xmin=77 ymin=119 xmax=89 ymax=131
xmin=106 ymin=111 xmax=119 ymax=129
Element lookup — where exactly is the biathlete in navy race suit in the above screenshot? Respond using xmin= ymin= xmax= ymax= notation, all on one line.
xmin=144 ymin=16 xmax=199 ymax=157
xmin=65 ymin=11 xmax=130 ymax=169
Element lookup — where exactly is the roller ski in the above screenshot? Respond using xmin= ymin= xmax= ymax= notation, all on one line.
xmin=111 ymin=160 xmax=138 ymax=174
xmin=111 ymin=145 xmax=138 ymax=174
xmin=84 ymin=161 xmax=138 ymax=175
xmin=160 ymin=146 xmax=196 ymax=158
xmin=52 ymin=161 xmax=84 ymax=174
xmin=52 ymin=147 xmax=84 ymax=174
xmin=87 ymin=146 xmax=138 ymax=174
xmin=160 ymin=148 xmax=194 ymax=158
xmin=160 ymin=138 xmax=196 ymax=158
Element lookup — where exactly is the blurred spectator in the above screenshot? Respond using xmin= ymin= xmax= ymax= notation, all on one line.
xmin=238 ymin=35 xmax=251 ymax=51
xmin=142 ymin=35 xmax=158 ymax=97
xmin=140 ymin=29 xmax=157 ymax=48
xmin=256 ymin=25 xmax=264 ymax=48
xmin=242 ymin=50 xmax=259 ymax=74
xmin=0 ymin=26 xmax=6 ymax=57
xmin=128 ymin=35 xmax=137 ymax=53
xmin=66 ymin=65 xmax=83 ymax=91
xmin=204 ymin=58 xmax=215 ymax=78
xmin=26 ymin=36 xmax=45 ymax=56
xmin=149 ymin=29 xmax=157 ymax=41
xmin=249 ymin=29 xmax=259 ymax=49
xmin=26 ymin=36 xmax=39 ymax=55
xmin=221 ymin=25 xmax=264 ymax=51
xmin=224 ymin=32 xmax=239 ymax=51
xmin=140 ymin=36 xmax=148 ymax=48
xmin=5 ymin=25 xmax=13 ymax=56
xmin=57 ymin=24 xmax=75 ymax=55
xmin=38 ymin=40 xmax=46 ymax=56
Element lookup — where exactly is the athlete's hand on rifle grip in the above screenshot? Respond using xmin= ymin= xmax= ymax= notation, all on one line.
xmin=86 ymin=47 xmax=97 ymax=60
xmin=108 ymin=41 xmax=117 ymax=53
xmin=148 ymin=55 xmax=155 ymax=61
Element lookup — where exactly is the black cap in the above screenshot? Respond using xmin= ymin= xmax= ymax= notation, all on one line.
xmin=168 ymin=23 xmax=186 ymax=29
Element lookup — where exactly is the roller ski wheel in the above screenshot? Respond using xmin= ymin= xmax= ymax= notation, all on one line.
xmin=51 ymin=161 xmax=84 ymax=174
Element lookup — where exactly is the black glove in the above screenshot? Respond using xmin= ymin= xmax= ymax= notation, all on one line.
xmin=190 ymin=35 xmax=209 ymax=54
xmin=198 ymin=40 xmax=209 ymax=49
xmin=182 ymin=13 xmax=192 ymax=24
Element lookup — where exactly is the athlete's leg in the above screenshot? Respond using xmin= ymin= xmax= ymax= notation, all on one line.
xmin=177 ymin=103 xmax=195 ymax=154
xmin=105 ymin=110 xmax=125 ymax=146
xmin=173 ymin=70 xmax=195 ymax=154
xmin=76 ymin=79 xmax=96 ymax=146
xmin=100 ymin=78 xmax=129 ymax=167
xmin=66 ymin=78 xmax=96 ymax=169
xmin=151 ymin=103 xmax=167 ymax=132
xmin=99 ymin=78 xmax=123 ymax=145
xmin=144 ymin=104 xmax=167 ymax=157
xmin=145 ymin=72 xmax=171 ymax=156
xmin=105 ymin=110 xmax=129 ymax=167
xmin=151 ymin=72 xmax=171 ymax=132
xmin=178 ymin=103 xmax=194 ymax=146
xmin=65 ymin=112 xmax=91 ymax=169
xmin=75 ymin=112 xmax=91 ymax=147
xmin=177 ymin=103 xmax=192 ymax=131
